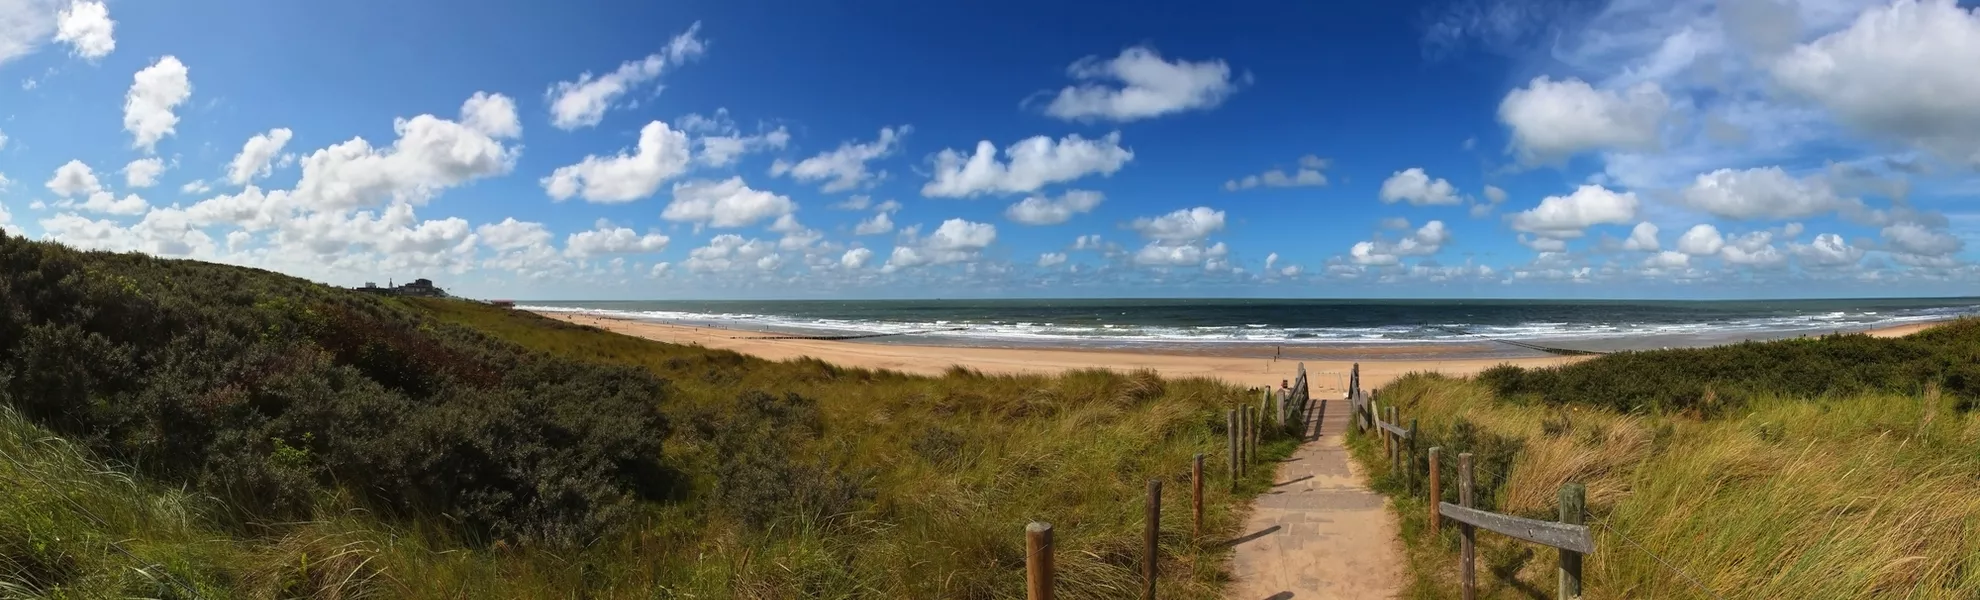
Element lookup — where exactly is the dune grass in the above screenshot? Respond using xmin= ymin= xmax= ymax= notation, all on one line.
xmin=0 ymin=280 xmax=1294 ymax=597
xmin=1354 ymin=371 xmax=1980 ymax=599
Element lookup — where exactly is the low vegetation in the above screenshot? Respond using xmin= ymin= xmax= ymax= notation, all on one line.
xmin=1354 ymin=328 xmax=1980 ymax=599
xmin=0 ymin=232 xmax=1293 ymax=598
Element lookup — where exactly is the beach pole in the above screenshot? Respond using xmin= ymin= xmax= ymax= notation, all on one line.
xmin=1226 ymin=410 xmax=1239 ymax=491
xmin=1192 ymin=454 xmax=1205 ymax=540
xmin=1407 ymin=419 xmax=1419 ymax=493
xmin=1145 ymin=479 xmax=1161 ymax=600
xmin=1026 ymin=522 xmax=1055 ymax=600
xmin=1559 ymin=483 xmax=1585 ymax=600
xmin=1460 ymin=453 xmax=1476 ymax=600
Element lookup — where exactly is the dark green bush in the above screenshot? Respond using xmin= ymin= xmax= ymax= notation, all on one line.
xmin=0 ymin=231 xmax=675 ymax=545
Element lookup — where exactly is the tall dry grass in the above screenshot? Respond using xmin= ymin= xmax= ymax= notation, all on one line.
xmin=1358 ymin=373 xmax=1980 ymax=599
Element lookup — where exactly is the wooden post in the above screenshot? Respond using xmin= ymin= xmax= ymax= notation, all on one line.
xmin=1192 ymin=454 xmax=1205 ymax=539
xmin=1390 ymin=410 xmax=1402 ymax=474
xmin=1227 ymin=410 xmax=1239 ymax=490
xmin=1027 ymin=522 xmax=1055 ymax=600
xmin=1145 ymin=479 xmax=1161 ymax=600
xmin=1428 ymin=447 xmax=1442 ymax=537
xmin=1559 ymin=483 xmax=1585 ymax=600
xmin=1239 ymin=406 xmax=1251 ymax=474
xmin=1407 ymin=419 xmax=1419 ymax=493
xmin=1459 ymin=452 xmax=1476 ymax=600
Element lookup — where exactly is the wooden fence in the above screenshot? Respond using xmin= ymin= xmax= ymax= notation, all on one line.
xmin=1020 ymin=362 xmax=1322 ymax=599
xmin=1361 ymin=389 xmax=1594 ymax=600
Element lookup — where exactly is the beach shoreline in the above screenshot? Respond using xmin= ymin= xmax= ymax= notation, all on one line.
xmin=532 ymin=311 xmax=1953 ymax=391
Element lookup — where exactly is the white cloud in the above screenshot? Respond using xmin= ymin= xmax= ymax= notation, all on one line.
xmin=1790 ymin=232 xmax=1864 ymax=266
xmin=79 ymin=191 xmax=146 ymax=215
xmin=1881 ymin=222 xmax=1963 ymax=256
xmin=123 ymin=56 xmax=191 ymax=153
xmin=1508 ymin=184 xmax=1639 ymax=238
xmin=41 ymin=206 xmax=217 ymax=257
xmin=1224 ymin=155 xmax=1328 ymax=190
xmin=227 ymin=128 xmax=295 ymax=186
xmin=697 ymin=125 xmax=790 ymax=168
xmin=476 ymin=217 xmax=552 ymax=251
xmin=1280 ymin=265 xmax=1303 ymax=277
xmin=1378 ymin=167 xmax=1462 ymax=205
xmin=921 ymin=132 xmax=1132 ymax=197
xmin=1643 ymin=250 xmax=1690 ymax=270
xmin=1265 ymin=252 xmax=1279 ymax=270
xmin=853 ymin=212 xmax=894 ymax=236
xmin=662 ymin=176 xmax=795 ymax=228
xmin=1483 ymin=185 xmax=1507 ymax=203
xmin=1073 ymin=234 xmax=1103 ymax=250
xmin=841 ymin=247 xmax=873 ymax=269
xmin=45 ymin=159 xmax=100 ymax=197
xmin=830 ymin=195 xmax=872 ymax=210
xmin=1771 ymin=0 xmax=1980 ymax=166
xmin=1782 ymin=222 xmax=1805 ymax=239
xmin=1680 ymin=167 xmax=1853 ymax=220
xmin=1721 ymin=231 xmax=1786 ymax=268
xmin=1042 ymin=45 xmax=1238 ymax=122
xmin=123 ymin=157 xmax=164 ymax=188
xmin=1130 ymin=206 xmax=1225 ymax=243
xmin=54 ymin=0 xmax=112 ymax=59
xmin=1133 ymin=240 xmax=1228 ymax=267
xmin=542 ymin=120 xmax=690 ymax=203
xmin=1675 ymin=224 xmax=1725 ymax=256
xmin=770 ymin=126 xmax=908 ymax=192
xmin=181 ymin=179 xmax=210 ymax=195
xmin=884 ymin=218 xmax=997 ymax=270
xmin=682 ymin=235 xmax=776 ymax=273
xmin=1518 ymin=234 xmax=1567 ymax=252
xmin=1349 ymin=220 xmax=1449 ymax=266
xmin=1005 ymin=189 xmax=1103 ymax=226
xmin=1623 ymin=222 xmax=1660 ymax=251
xmin=1498 ymin=76 xmax=1668 ymax=165
xmin=1037 ymin=252 xmax=1068 ymax=267
xmin=565 ymin=224 xmax=670 ymax=258
xmin=546 ymin=21 xmax=704 ymax=130
xmin=0 ymin=128 xmax=7 ymax=150
xmin=293 ymin=91 xmax=521 ymax=210
xmin=184 ymin=185 xmax=292 ymax=231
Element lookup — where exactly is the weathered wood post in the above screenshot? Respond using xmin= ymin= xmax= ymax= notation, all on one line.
xmin=1192 ymin=454 xmax=1205 ymax=539
xmin=1407 ymin=419 xmax=1419 ymax=493
xmin=1145 ymin=479 xmax=1161 ymax=600
xmin=1027 ymin=522 xmax=1055 ymax=600
xmin=1559 ymin=483 xmax=1585 ymax=600
xmin=1239 ymin=406 xmax=1252 ymax=474
xmin=1428 ymin=447 xmax=1442 ymax=536
xmin=1227 ymin=409 xmax=1239 ymax=490
xmin=1459 ymin=452 xmax=1476 ymax=600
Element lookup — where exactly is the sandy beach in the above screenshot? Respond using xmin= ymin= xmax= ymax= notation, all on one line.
xmin=535 ymin=311 xmax=1950 ymax=390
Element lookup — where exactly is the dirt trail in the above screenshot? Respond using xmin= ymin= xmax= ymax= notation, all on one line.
xmin=1224 ymin=395 xmax=1399 ymax=599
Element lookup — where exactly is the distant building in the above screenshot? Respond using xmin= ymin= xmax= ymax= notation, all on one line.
xmin=356 ymin=277 xmax=449 ymax=298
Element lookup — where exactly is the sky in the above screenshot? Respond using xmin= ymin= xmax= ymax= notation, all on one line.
xmin=0 ymin=0 xmax=1977 ymax=300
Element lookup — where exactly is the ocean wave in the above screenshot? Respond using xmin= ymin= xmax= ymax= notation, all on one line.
xmin=519 ymin=303 xmax=1977 ymax=346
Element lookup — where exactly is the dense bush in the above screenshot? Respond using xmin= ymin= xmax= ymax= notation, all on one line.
xmin=1477 ymin=320 xmax=1980 ymax=414
xmin=0 ymin=232 xmax=673 ymax=545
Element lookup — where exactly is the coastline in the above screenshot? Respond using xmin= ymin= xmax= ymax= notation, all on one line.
xmin=532 ymin=311 xmax=1952 ymax=391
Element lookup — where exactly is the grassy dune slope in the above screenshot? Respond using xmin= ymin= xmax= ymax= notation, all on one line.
xmin=1354 ymin=325 xmax=1980 ymax=599
xmin=0 ymin=232 xmax=1291 ymax=598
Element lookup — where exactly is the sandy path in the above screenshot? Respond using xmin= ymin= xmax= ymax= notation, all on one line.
xmin=531 ymin=311 xmax=1949 ymax=599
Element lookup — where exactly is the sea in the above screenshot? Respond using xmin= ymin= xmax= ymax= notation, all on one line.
xmin=519 ymin=298 xmax=1980 ymax=357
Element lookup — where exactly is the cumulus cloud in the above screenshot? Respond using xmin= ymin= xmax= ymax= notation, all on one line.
xmin=1881 ymin=222 xmax=1963 ymax=256
xmin=662 ymin=177 xmax=795 ymax=228
xmin=1508 ymin=184 xmax=1638 ymax=238
xmin=228 ymin=128 xmax=295 ymax=186
xmin=1041 ymin=45 xmax=1239 ymax=122
xmin=853 ymin=211 xmax=894 ymax=236
xmin=54 ymin=0 xmax=114 ymax=59
xmin=921 ymin=132 xmax=1132 ymax=197
xmin=1790 ymin=232 xmax=1865 ymax=266
xmin=1643 ymin=250 xmax=1690 ymax=270
xmin=1675 ymin=224 xmax=1725 ymax=256
xmin=1133 ymin=240 xmax=1228 ymax=267
xmin=684 ymin=111 xmax=789 ymax=167
xmin=770 ymin=126 xmax=908 ymax=192
xmin=884 ymin=218 xmax=997 ymax=271
xmin=1771 ymin=0 xmax=1980 ymax=166
xmin=1073 ymin=234 xmax=1103 ymax=251
xmin=1005 ymin=190 xmax=1103 ymax=226
xmin=1130 ymin=206 xmax=1225 ymax=243
xmin=546 ymin=22 xmax=704 ymax=130
xmin=1349 ymin=220 xmax=1449 ymax=266
xmin=1037 ymin=252 xmax=1068 ymax=267
xmin=1680 ymin=167 xmax=1854 ymax=220
xmin=542 ymin=120 xmax=691 ymax=203
xmin=45 ymin=159 xmax=101 ymax=197
xmin=684 ymin=234 xmax=779 ymax=273
xmin=1720 ymin=231 xmax=1786 ymax=268
xmin=292 ymin=92 xmax=521 ymax=211
xmin=124 ymin=56 xmax=191 ymax=152
xmin=1224 ymin=155 xmax=1328 ymax=190
xmin=1378 ymin=167 xmax=1462 ymax=205
xmin=1623 ymin=222 xmax=1659 ymax=251
xmin=123 ymin=157 xmax=164 ymax=188
xmin=1498 ymin=76 xmax=1668 ymax=165
xmin=476 ymin=217 xmax=552 ymax=251
xmin=564 ymin=224 xmax=670 ymax=258
xmin=78 ymin=191 xmax=147 ymax=215
xmin=841 ymin=247 xmax=873 ymax=269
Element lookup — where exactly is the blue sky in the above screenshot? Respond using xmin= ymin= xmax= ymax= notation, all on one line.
xmin=0 ymin=0 xmax=1976 ymax=299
